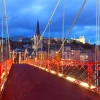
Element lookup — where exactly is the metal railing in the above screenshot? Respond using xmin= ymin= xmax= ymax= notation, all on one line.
xmin=22 ymin=58 xmax=100 ymax=94
xmin=0 ymin=59 xmax=13 ymax=94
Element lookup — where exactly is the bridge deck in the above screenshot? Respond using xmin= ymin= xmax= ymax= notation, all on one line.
xmin=1 ymin=64 xmax=100 ymax=100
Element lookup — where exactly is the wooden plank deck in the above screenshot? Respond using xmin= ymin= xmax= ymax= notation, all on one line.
xmin=1 ymin=64 xmax=100 ymax=100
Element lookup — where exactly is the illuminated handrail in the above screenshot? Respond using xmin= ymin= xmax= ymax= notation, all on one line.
xmin=0 ymin=59 xmax=13 ymax=93
xmin=22 ymin=58 xmax=100 ymax=94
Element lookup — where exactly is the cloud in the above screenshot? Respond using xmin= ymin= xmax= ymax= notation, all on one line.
xmin=0 ymin=0 xmax=96 ymax=43
xmin=68 ymin=25 xmax=96 ymax=43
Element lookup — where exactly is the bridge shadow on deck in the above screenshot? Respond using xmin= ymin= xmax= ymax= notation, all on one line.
xmin=1 ymin=64 xmax=100 ymax=100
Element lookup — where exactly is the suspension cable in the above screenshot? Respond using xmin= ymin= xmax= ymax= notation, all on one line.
xmin=48 ymin=20 xmax=51 ymax=59
xmin=61 ymin=0 xmax=65 ymax=74
xmin=1 ymin=2 xmax=4 ymax=62
xmin=41 ymin=37 xmax=43 ymax=60
xmin=96 ymin=0 xmax=99 ymax=45
xmin=95 ymin=0 xmax=99 ymax=61
xmin=96 ymin=0 xmax=98 ymax=44
xmin=98 ymin=0 xmax=100 ymax=45
xmin=96 ymin=0 xmax=100 ymax=45
xmin=58 ymin=0 xmax=87 ymax=53
xmin=47 ymin=21 xmax=51 ymax=69
xmin=62 ymin=0 xmax=65 ymax=58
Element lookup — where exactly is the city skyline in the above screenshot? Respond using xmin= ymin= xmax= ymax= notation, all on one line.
xmin=0 ymin=0 xmax=96 ymax=44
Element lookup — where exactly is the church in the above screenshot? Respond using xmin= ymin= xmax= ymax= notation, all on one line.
xmin=73 ymin=36 xmax=85 ymax=44
xmin=32 ymin=20 xmax=42 ymax=50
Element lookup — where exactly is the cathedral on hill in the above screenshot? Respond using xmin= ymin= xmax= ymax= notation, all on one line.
xmin=72 ymin=36 xmax=85 ymax=44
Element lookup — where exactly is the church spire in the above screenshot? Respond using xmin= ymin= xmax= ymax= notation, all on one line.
xmin=36 ymin=20 xmax=40 ymax=36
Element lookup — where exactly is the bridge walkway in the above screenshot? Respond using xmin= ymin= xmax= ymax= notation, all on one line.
xmin=1 ymin=64 xmax=100 ymax=100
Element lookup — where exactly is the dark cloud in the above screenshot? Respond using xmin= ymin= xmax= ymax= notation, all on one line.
xmin=0 ymin=0 xmax=96 ymax=43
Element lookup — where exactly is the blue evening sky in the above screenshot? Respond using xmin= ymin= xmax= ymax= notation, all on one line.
xmin=0 ymin=0 xmax=96 ymax=44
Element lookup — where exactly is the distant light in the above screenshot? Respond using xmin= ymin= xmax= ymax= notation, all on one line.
xmin=56 ymin=52 xmax=58 ymax=54
xmin=35 ymin=58 xmax=37 ymax=61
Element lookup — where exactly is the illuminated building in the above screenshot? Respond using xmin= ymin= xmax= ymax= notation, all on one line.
xmin=88 ymin=50 xmax=95 ymax=62
xmin=36 ymin=51 xmax=48 ymax=60
xmin=50 ymin=50 xmax=58 ymax=58
xmin=32 ymin=20 xmax=42 ymax=49
xmin=80 ymin=51 xmax=88 ymax=62
xmin=72 ymin=36 xmax=85 ymax=44
xmin=62 ymin=47 xmax=71 ymax=60
xmin=71 ymin=49 xmax=80 ymax=61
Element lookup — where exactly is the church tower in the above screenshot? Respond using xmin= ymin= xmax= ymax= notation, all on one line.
xmin=33 ymin=20 xmax=42 ymax=49
xmin=36 ymin=20 xmax=40 ymax=36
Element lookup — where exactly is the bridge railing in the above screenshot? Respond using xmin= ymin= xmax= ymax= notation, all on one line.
xmin=0 ymin=59 xmax=13 ymax=94
xmin=21 ymin=58 xmax=100 ymax=94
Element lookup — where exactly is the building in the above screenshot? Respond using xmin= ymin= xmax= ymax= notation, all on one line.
xmin=0 ymin=37 xmax=6 ymax=45
xmin=50 ymin=49 xmax=58 ymax=58
xmin=71 ymin=48 xmax=80 ymax=61
xmin=0 ymin=38 xmax=9 ymax=62
xmin=95 ymin=46 xmax=100 ymax=86
xmin=36 ymin=51 xmax=48 ymax=60
xmin=10 ymin=36 xmax=25 ymax=42
xmin=88 ymin=47 xmax=100 ymax=62
xmin=0 ymin=44 xmax=9 ymax=62
xmin=72 ymin=36 xmax=85 ymax=44
xmin=62 ymin=46 xmax=89 ymax=62
xmin=62 ymin=46 xmax=71 ymax=60
xmin=88 ymin=50 xmax=95 ymax=62
xmin=22 ymin=38 xmax=31 ymax=44
xmin=80 ymin=50 xmax=88 ymax=62
xmin=32 ymin=20 xmax=42 ymax=50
